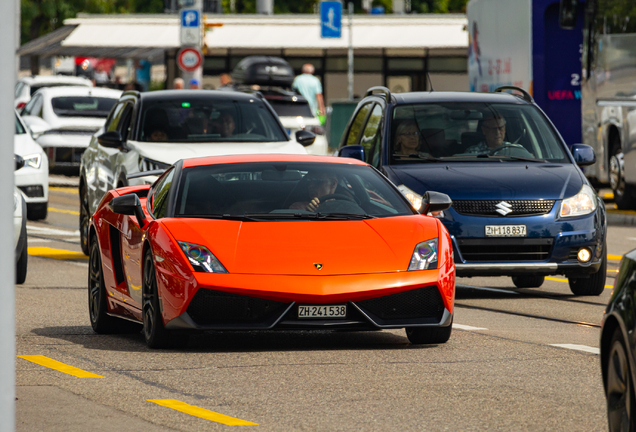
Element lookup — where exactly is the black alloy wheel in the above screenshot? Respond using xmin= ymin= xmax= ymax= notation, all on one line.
xmin=143 ymin=250 xmax=188 ymax=349
xmin=511 ymin=275 xmax=545 ymax=289
xmin=88 ymin=236 xmax=140 ymax=334
xmin=406 ymin=319 xmax=453 ymax=345
xmin=606 ymin=327 xmax=636 ymax=432
xmin=569 ymin=251 xmax=607 ymax=296
xmin=79 ymin=183 xmax=90 ymax=256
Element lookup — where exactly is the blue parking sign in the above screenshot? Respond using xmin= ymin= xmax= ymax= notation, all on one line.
xmin=181 ymin=9 xmax=200 ymax=28
xmin=320 ymin=1 xmax=342 ymax=38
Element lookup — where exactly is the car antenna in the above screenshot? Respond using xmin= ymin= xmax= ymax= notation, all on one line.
xmin=427 ymin=72 xmax=434 ymax=92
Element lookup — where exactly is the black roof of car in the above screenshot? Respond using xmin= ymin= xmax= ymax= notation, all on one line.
xmin=124 ymin=89 xmax=263 ymax=103
xmin=389 ymin=91 xmax=532 ymax=105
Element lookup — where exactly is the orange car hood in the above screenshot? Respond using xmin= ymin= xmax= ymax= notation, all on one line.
xmin=161 ymin=216 xmax=438 ymax=276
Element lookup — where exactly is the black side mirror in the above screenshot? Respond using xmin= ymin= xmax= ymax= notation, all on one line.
xmin=421 ymin=191 xmax=452 ymax=214
xmin=569 ymin=144 xmax=596 ymax=166
xmin=98 ymin=131 xmax=124 ymax=149
xmin=338 ymin=145 xmax=365 ymax=161
xmin=109 ymin=194 xmax=147 ymax=227
xmin=559 ymin=0 xmax=578 ymax=29
xmin=14 ymin=155 xmax=24 ymax=171
xmin=295 ymin=129 xmax=316 ymax=147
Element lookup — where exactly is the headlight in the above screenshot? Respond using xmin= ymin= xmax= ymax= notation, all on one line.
xmin=22 ymin=153 xmax=41 ymax=169
xmin=408 ymin=239 xmax=438 ymax=271
xmin=139 ymin=157 xmax=170 ymax=172
xmin=397 ymin=184 xmax=422 ymax=211
xmin=560 ymin=185 xmax=597 ymax=218
xmin=178 ymin=241 xmax=227 ymax=273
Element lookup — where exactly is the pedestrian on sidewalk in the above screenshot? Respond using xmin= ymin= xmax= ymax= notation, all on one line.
xmin=292 ymin=64 xmax=325 ymax=118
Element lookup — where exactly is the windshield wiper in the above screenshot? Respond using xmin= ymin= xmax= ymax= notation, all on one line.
xmin=473 ymin=154 xmax=547 ymax=163
xmin=393 ymin=153 xmax=444 ymax=162
xmin=179 ymin=214 xmax=261 ymax=221
xmin=243 ymin=212 xmax=376 ymax=220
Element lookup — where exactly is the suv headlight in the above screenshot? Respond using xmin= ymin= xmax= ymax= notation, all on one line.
xmin=22 ymin=153 xmax=41 ymax=169
xmin=408 ymin=239 xmax=438 ymax=270
xmin=560 ymin=185 xmax=597 ymax=218
xmin=178 ymin=241 xmax=227 ymax=273
xmin=139 ymin=157 xmax=170 ymax=172
xmin=397 ymin=185 xmax=422 ymax=211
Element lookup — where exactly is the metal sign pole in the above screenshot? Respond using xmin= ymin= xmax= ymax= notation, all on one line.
xmin=0 ymin=0 xmax=16 ymax=429
xmin=348 ymin=2 xmax=354 ymax=100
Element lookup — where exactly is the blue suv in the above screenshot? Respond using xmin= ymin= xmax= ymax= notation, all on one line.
xmin=338 ymin=86 xmax=606 ymax=296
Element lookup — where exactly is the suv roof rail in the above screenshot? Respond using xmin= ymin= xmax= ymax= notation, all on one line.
xmin=494 ymin=86 xmax=534 ymax=103
xmin=365 ymin=86 xmax=392 ymax=101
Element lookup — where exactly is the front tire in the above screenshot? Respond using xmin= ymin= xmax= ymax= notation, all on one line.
xmin=26 ymin=202 xmax=47 ymax=221
xmin=16 ymin=242 xmax=28 ymax=285
xmin=406 ymin=319 xmax=453 ymax=345
xmin=606 ymin=327 xmax=636 ymax=432
xmin=569 ymin=252 xmax=607 ymax=296
xmin=512 ymin=275 xmax=545 ymax=288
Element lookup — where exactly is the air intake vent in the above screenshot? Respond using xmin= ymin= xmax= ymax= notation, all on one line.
xmin=453 ymin=200 xmax=555 ymax=217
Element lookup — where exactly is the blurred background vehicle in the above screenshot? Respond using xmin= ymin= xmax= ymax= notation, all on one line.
xmin=14 ymin=113 xmax=48 ymax=220
xmin=78 ymin=89 xmax=313 ymax=255
xmin=232 ymin=56 xmax=328 ymax=155
xmin=20 ymin=86 xmax=121 ymax=174
xmin=14 ymin=156 xmax=28 ymax=285
xmin=601 ymin=249 xmax=636 ymax=430
xmin=14 ymin=75 xmax=92 ymax=111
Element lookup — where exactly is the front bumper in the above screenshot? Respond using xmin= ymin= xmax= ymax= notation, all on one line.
xmin=14 ymin=162 xmax=48 ymax=204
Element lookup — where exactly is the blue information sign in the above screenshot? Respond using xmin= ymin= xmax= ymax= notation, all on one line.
xmin=181 ymin=9 xmax=200 ymax=28
xmin=320 ymin=1 xmax=342 ymax=38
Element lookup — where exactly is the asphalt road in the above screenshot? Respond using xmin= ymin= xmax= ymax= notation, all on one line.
xmin=16 ymin=186 xmax=625 ymax=431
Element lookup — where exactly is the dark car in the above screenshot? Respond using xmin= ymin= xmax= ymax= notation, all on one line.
xmin=600 ymin=251 xmax=636 ymax=430
xmin=338 ymin=86 xmax=607 ymax=296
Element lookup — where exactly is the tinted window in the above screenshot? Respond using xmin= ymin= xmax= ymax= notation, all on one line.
xmin=176 ymin=162 xmax=413 ymax=218
xmin=345 ymin=103 xmax=372 ymax=145
xmin=139 ymin=98 xmax=288 ymax=143
xmin=360 ymin=104 xmax=383 ymax=165
xmin=151 ymin=168 xmax=175 ymax=219
xmin=51 ymin=97 xmax=117 ymax=118
xmin=23 ymin=95 xmax=43 ymax=117
xmin=391 ymin=103 xmax=568 ymax=163
xmin=105 ymin=103 xmax=125 ymax=133
xmin=15 ymin=116 xmax=25 ymax=134
xmin=267 ymin=100 xmax=314 ymax=117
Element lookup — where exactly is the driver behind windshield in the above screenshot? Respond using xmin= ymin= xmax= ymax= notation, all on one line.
xmin=211 ymin=111 xmax=236 ymax=137
xmin=289 ymin=171 xmax=338 ymax=212
xmin=465 ymin=113 xmax=532 ymax=157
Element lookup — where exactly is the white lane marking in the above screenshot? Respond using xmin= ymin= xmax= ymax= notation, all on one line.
xmin=550 ymin=344 xmax=600 ymax=355
xmin=69 ymin=262 xmax=88 ymax=268
xmin=456 ymin=284 xmax=520 ymax=295
xmin=27 ymin=226 xmax=80 ymax=237
xmin=27 ymin=238 xmax=52 ymax=243
xmin=453 ymin=323 xmax=488 ymax=331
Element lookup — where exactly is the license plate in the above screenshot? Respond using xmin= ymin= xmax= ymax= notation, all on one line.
xmin=485 ymin=225 xmax=527 ymax=237
xmin=298 ymin=305 xmax=346 ymax=318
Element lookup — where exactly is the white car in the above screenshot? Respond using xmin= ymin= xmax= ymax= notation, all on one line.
xmin=78 ymin=89 xmax=313 ymax=254
xmin=15 ymin=113 xmax=49 ymax=220
xmin=20 ymin=86 xmax=121 ymax=172
xmin=15 ymin=75 xmax=92 ymax=110
xmin=14 ymin=159 xmax=27 ymax=284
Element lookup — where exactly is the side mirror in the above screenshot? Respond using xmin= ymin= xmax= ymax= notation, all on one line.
xmin=98 ymin=131 xmax=124 ymax=149
xmin=108 ymin=194 xmax=147 ymax=228
xmin=15 ymin=155 xmax=24 ymax=171
xmin=569 ymin=144 xmax=596 ymax=166
xmin=295 ymin=129 xmax=316 ymax=147
xmin=421 ymin=191 xmax=452 ymax=214
xmin=338 ymin=145 xmax=365 ymax=161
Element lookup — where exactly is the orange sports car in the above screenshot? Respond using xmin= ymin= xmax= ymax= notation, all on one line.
xmin=88 ymin=155 xmax=455 ymax=348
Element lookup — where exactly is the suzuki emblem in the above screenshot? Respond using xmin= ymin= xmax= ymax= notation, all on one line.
xmin=495 ymin=201 xmax=513 ymax=216
xmin=314 ymin=263 xmax=323 ymax=270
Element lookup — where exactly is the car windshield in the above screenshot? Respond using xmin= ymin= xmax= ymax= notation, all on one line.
xmin=267 ymin=100 xmax=314 ymax=117
xmin=390 ymin=103 xmax=568 ymax=163
xmin=15 ymin=116 xmax=25 ymax=134
xmin=51 ymin=96 xmax=117 ymax=118
xmin=175 ymin=162 xmax=414 ymax=219
xmin=139 ymin=98 xmax=288 ymax=143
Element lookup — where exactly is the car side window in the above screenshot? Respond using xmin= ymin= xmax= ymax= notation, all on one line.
xmin=105 ymin=103 xmax=125 ymax=133
xmin=118 ymin=104 xmax=134 ymax=141
xmin=360 ymin=104 xmax=383 ymax=166
xmin=151 ymin=169 xmax=175 ymax=219
xmin=345 ymin=103 xmax=373 ymax=145
xmin=14 ymin=83 xmax=23 ymax=98
xmin=23 ymin=94 xmax=42 ymax=117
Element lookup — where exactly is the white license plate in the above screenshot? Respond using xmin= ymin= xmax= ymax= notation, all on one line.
xmin=485 ymin=225 xmax=527 ymax=237
xmin=298 ymin=305 xmax=346 ymax=318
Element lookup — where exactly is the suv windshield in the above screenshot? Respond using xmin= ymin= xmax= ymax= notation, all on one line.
xmin=267 ymin=99 xmax=314 ymax=117
xmin=139 ymin=98 xmax=288 ymax=143
xmin=51 ymin=97 xmax=117 ymax=118
xmin=175 ymin=162 xmax=414 ymax=219
xmin=391 ymin=103 xmax=568 ymax=163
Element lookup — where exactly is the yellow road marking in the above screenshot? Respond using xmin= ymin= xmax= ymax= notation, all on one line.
xmin=49 ymin=186 xmax=78 ymax=194
xmin=608 ymin=254 xmax=623 ymax=261
xmin=147 ymin=399 xmax=258 ymax=426
xmin=17 ymin=355 xmax=103 ymax=378
xmin=603 ymin=192 xmax=614 ymax=200
xmin=545 ymin=276 xmax=613 ymax=289
xmin=28 ymin=247 xmax=87 ymax=260
xmin=49 ymin=207 xmax=80 ymax=216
